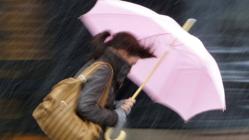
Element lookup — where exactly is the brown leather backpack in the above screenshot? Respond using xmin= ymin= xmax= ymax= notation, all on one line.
xmin=32 ymin=61 xmax=113 ymax=140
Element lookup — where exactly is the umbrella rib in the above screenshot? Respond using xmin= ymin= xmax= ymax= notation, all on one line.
xmin=84 ymin=13 xmax=155 ymax=17
xmin=138 ymin=33 xmax=174 ymax=41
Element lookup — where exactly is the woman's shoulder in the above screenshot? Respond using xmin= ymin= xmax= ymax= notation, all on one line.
xmin=74 ymin=60 xmax=93 ymax=77
xmin=74 ymin=60 xmax=113 ymax=78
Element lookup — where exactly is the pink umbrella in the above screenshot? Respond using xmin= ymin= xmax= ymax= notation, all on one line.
xmin=79 ymin=0 xmax=225 ymax=121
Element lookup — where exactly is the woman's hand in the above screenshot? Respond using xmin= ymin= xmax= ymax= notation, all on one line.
xmin=120 ymin=98 xmax=136 ymax=114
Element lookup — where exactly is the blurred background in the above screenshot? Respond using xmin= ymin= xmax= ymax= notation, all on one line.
xmin=0 ymin=0 xmax=249 ymax=139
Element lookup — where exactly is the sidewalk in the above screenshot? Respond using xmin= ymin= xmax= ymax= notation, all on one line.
xmin=2 ymin=128 xmax=249 ymax=140
xmin=125 ymin=128 xmax=249 ymax=140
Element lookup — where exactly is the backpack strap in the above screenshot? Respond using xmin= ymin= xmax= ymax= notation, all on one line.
xmin=77 ymin=61 xmax=114 ymax=107
xmin=77 ymin=61 xmax=113 ymax=82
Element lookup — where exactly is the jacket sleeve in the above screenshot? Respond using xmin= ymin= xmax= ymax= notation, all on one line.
xmin=76 ymin=65 xmax=118 ymax=126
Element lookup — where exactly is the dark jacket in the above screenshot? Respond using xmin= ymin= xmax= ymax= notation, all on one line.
xmin=74 ymin=48 xmax=131 ymax=139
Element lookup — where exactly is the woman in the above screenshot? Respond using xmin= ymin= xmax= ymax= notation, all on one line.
xmin=75 ymin=31 xmax=154 ymax=140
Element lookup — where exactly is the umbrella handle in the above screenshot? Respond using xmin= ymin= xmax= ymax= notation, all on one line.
xmin=131 ymin=18 xmax=197 ymax=100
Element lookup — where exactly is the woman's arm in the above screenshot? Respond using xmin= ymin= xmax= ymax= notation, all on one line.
xmin=76 ymin=65 xmax=118 ymax=126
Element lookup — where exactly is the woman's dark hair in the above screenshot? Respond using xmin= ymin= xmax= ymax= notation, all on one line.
xmin=91 ymin=31 xmax=154 ymax=59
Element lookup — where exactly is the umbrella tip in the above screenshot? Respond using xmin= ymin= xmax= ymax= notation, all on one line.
xmin=182 ymin=18 xmax=197 ymax=32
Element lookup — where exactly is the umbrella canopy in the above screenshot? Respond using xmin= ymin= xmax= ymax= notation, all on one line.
xmin=79 ymin=0 xmax=225 ymax=121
